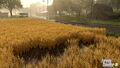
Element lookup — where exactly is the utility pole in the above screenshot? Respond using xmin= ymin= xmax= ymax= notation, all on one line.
xmin=46 ymin=0 xmax=49 ymax=20
xmin=43 ymin=0 xmax=49 ymax=19
xmin=91 ymin=0 xmax=94 ymax=18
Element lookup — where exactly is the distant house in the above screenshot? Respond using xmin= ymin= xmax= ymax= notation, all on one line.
xmin=0 ymin=8 xmax=30 ymax=17
xmin=0 ymin=8 xmax=20 ymax=17
xmin=0 ymin=12 xmax=9 ymax=18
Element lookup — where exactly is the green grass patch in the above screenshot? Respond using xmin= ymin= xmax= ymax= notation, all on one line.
xmin=53 ymin=15 xmax=120 ymax=26
xmin=89 ymin=19 xmax=120 ymax=26
xmin=107 ymin=32 xmax=120 ymax=37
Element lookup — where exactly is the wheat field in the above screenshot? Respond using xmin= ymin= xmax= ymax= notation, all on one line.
xmin=0 ymin=18 xmax=120 ymax=68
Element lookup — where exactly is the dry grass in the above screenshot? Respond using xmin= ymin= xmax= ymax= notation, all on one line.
xmin=0 ymin=18 xmax=119 ymax=68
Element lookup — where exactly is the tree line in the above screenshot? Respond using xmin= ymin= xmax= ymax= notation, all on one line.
xmin=48 ymin=0 xmax=120 ymax=17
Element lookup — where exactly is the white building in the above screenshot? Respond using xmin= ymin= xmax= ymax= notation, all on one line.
xmin=29 ymin=3 xmax=47 ymax=19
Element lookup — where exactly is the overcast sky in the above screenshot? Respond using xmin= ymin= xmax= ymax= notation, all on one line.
xmin=21 ymin=0 xmax=53 ymax=8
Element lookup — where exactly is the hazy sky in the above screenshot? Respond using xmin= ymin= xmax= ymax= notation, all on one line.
xmin=21 ymin=0 xmax=53 ymax=8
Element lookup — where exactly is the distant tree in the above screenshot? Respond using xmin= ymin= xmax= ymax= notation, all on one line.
xmin=70 ymin=0 xmax=82 ymax=16
xmin=2 ymin=0 xmax=22 ymax=16
xmin=51 ymin=0 xmax=96 ymax=17
xmin=0 ymin=0 xmax=4 ymax=7
xmin=0 ymin=0 xmax=3 ymax=4
xmin=110 ymin=0 xmax=120 ymax=12
xmin=81 ymin=0 xmax=95 ymax=17
xmin=52 ymin=0 xmax=82 ymax=16
xmin=90 ymin=0 xmax=95 ymax=17
xmin=96 ymin=0 xmax=111 ymax=5
xmin=96 ymin=0 xmax=120 ymax=12
xmin=52 ymin=0 xmax=64 ymax=15
xmin=0 ymin=0 xmax=2 ymax=4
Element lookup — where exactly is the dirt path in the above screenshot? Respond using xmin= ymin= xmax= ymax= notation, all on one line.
xmin=55 ymin=20 xmax=120 ymax=34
